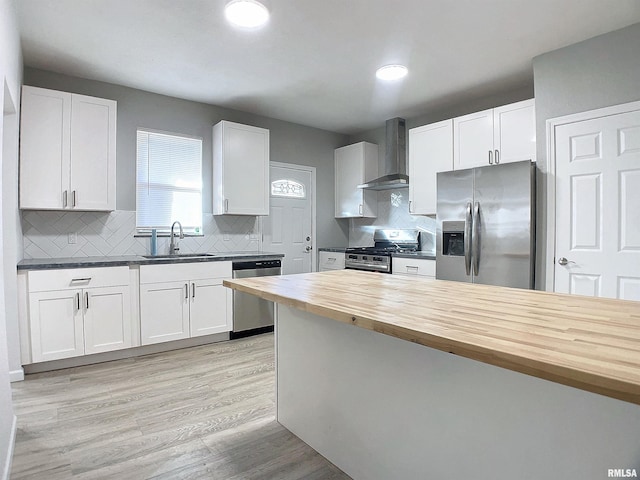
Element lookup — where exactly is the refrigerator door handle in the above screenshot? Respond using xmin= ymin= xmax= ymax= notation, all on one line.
xmin=464 ymin=202 xmax=472 ymax=275
xmin=472 ymin=202 xmax=481 ymax=275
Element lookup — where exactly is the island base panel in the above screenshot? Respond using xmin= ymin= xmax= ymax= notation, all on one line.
xmin=275 ymin=304 xmax=640 ymax=480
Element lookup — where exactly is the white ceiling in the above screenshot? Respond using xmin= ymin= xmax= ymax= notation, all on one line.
xmin=17 ymin=0 xmax=640 ymax=134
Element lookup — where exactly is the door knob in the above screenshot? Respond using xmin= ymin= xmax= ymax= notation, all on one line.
xmin=305 ymin=246 xmax=312 ymax=252
xmin=558 ymin=257 xmax=569 ymax=266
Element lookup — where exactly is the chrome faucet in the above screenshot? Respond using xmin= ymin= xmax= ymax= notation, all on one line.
xmin=169 ymin=221 xmax=184 ymax=254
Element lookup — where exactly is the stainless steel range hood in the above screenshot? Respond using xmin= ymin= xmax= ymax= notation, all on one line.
xmin=358 ymin=117 xmax=408 ymax=190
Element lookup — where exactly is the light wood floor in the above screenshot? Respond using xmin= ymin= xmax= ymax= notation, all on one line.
xmin=10 ymin=333 xmax=350 ymax=479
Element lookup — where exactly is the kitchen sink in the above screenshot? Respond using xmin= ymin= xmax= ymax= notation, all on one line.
xmin=142 ymin=253 xmax=216 ymax=259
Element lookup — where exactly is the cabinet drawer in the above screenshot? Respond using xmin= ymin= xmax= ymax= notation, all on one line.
xmin=392 ymin=258 xmax=435 ymax=277
xmin=28 ymin=266 xmax=130 ymax=292
xmin=319 ymin=251 xmax=345 ymax=271
xmin=140 ymin=261 xmax=231 ymax=284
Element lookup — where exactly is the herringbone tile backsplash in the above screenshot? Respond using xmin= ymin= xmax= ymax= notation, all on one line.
xmin=22 ymin=210 xmax=260 ymax=259
xmin=349 ymin=189 xmax=436 ymax=253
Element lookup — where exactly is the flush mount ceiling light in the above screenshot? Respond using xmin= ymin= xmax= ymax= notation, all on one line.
xmin=225 ymin=0 xmax=269 ymax=28
xmin=376 ymin=64 xmax=408 ymax=81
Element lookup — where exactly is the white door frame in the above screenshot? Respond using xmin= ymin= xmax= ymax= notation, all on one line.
xmin=265 ymin=161 xmax=317 ymax=273
xmin=545 ymin=99 xmax=640 ymax=292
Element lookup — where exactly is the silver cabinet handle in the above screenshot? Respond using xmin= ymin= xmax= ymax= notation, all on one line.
xmin=85 ymin=292 xmax=89 ymax=309
xmin=358 ymin=204 xmax=363 ymax=215
xmin=406 ymin=265 xmax=419 ymax=272
xmin=192 ymin=282 xmax=196 ymax=299
xmin=494 ymin=149 xmax=500 ymax=164
xmin=224 ymin=199 xmax=229 ymax=213
xmin=558 ymin=257 xmax=569 ymax=266
xmin=63 ymin=190 xmax=68 ymax=208
xmin=464 ymin=202 xmax=472 ymax=276
xmin=472 ymin=202 xmax=481 ymax=276
xmin=72 ymin=190 xmax=77 ymax=207
xmin=76 ymin=292 xmax=80 ymax=311
xmin=185 ymin=283 xmax=189 ymax=299
xmin=488 ymin=150 xmax=493 ymax=165
xmin=409 ymin=200 xmax=412 ymax=213
xmin=71 ymin=277 xmax=92 ymax=283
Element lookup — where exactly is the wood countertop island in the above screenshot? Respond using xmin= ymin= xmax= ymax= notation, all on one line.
xmin=224 ymin=270 xmax=640 ymax=480
xmin=225 ymin=269 xmax=640 ymax=405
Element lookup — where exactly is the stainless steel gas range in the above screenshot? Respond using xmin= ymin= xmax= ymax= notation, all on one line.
xmin=345 ymin=229 xmax=420 ymax=273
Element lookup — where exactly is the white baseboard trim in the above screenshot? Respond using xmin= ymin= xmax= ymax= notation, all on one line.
xmin=9 ymin=369 xmax=24 ymax=383
xmin=1 ymin=414 xmax=17 ymax=480
xmin=24 ymin=332 xmax=231 ymax=374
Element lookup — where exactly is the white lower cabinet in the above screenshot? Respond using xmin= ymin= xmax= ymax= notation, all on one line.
xmin=83 ymin=286 xmax=132 ymax=355
xmin=189 ymin=279 xmax=230 ymax=337
xmin=139 ymin=262 xmax=232 ymax=345
xmin=318 ymin=251 xmax=345 ymax=271
xmin=140 ymin=281 xmax=190 ymax=344
xmin=392 ymin=257 xmax=436 ymax=278
xmin=29 ymin=290 xmax=84 ymax=362
xmin=27 ymin=267 xmax=133 ymax=363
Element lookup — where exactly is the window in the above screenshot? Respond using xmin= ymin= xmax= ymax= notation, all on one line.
xmin=271 ymin=179 xmax=306 ymax=198
xmin=136 ymin=129 xmax=203 ymax=234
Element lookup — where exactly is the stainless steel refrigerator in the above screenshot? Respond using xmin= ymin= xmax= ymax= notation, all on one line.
xmin=436 ymin=160 xmax=535 ymax=288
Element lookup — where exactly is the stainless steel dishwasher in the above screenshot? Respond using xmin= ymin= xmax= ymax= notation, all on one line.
xmin=231 ymin=259 xmax=281 ymax=336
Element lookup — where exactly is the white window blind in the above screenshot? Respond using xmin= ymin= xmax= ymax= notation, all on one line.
xmin=136 ymin=129 xmax=203 ymax=234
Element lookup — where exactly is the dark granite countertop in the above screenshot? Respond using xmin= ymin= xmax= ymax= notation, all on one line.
xmin=318 ymin=247 xmax=435 ymax=260
xmin=391 ymin=251 xmax=436 ymax=260
xmin=17 ymin=251 xmax=284 ymax=271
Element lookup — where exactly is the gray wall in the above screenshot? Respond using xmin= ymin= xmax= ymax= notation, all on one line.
xmin=23 ymin=68 xmax=351 ymax=250
xmin=532 ymin=22 xmax=640 ymax=288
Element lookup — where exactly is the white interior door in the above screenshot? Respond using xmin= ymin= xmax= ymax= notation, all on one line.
xmin=263 ymin=164 xmax=314 ymax=275
xmin=554 ymin=109 xmax=640 ymax=300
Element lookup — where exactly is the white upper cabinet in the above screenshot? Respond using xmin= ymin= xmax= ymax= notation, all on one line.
xmin=19 ymin=86 xmax=117 ymax=211
xmin=335 ymin=142 xmax=378 ymax=218
xmin=453 ymin=99 xmax=535 ymax=170
xmin=213 ymin=120 xmax=269 ymax=215
xmin=408 ymin=120 xmax=453 ymax=215
xmin=493 ymin=100 xmax=536 ymax=164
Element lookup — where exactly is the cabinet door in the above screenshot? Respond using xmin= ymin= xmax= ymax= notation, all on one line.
xmin=83 ymin=285 xmax=132 ymax=354
xmin=318 ymin=251 xmax=345 ymax=271
xmin=215 ymin=121 xmax=269 ymax=215
xmin=453 ymin=109 xmax=494 ymax=170
xmin=493 ymin=99 xmax=536 ymax=164
xmin=335 ymin=143 xmax=377 ymax=218
xmin=140 ymin=281 xmax=190 ymax=345
xmin=19 ymin=86 xmax=71 ymax=210
xmin=29 ymin=289 xmax=84 ymax=362
xmin=408 ymin=120 xmax=453 ymax=215
xmin=70 ymin=94 xmax=117 ymax=211
xmin=190 ymin=279 xmax=231 ymax=337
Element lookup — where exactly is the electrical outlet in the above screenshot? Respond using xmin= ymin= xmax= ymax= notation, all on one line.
xmin=68 ymin=233 xmax=77 ymax=244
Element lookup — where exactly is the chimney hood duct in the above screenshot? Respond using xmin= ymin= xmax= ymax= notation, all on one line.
xmin=357 ymin=117 xmax=408 ymax=191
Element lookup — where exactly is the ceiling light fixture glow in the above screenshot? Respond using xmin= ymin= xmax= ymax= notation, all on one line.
xmin=225 ymin=0 xmax=269 ymax=28
xmin=376 ymin=64 xmax=408 ymax=81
